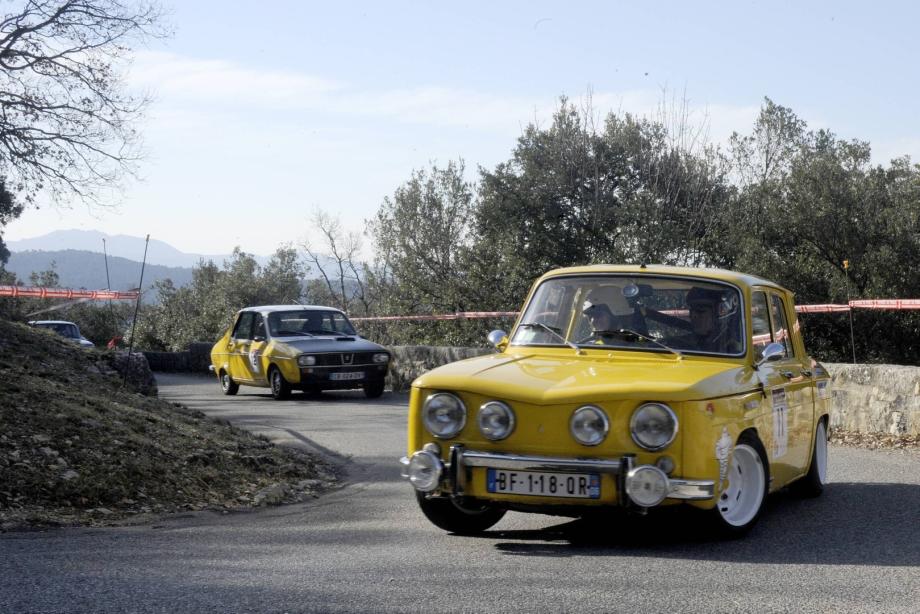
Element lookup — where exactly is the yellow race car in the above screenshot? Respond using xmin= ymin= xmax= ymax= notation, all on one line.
xmin=210 ymin=305 xmax=390 ymax=400
xmin=401 ymin=266 xmax=830 ymax=535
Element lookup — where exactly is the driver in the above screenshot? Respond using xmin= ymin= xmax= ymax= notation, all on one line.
xmin=672 ymin=287 xmax=733 ymax=352
xmin=583 ymin=301 xmax=616 ymax=333
xmin=582 ymin=286 xmax=633 ymax=337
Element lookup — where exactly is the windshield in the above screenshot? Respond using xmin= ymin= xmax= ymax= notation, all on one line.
xmin=511 ymin=275 xmax=745 ymax=356
xmin=267 ymin=310 xmax=357 ymax=337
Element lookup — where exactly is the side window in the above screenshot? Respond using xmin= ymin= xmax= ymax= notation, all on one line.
xmin=232 ymin=312 xmax=254 ymax=340
xmin=252 ymin=314 xmax=266 ymax=339
xmin=770 ymin=294 xmax=791 ymax=358
xmin=751 ymin=291 xmax=772 ymax=358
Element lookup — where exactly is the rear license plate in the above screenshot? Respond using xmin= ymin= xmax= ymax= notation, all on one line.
xmin=486 ymin=469 xmax=600 ymax=499
xmin=329 ymin=371 xmax=364 ymax=381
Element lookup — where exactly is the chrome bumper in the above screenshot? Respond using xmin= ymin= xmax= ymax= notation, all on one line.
xmin=400 ymin=445 xmax=714 ymax=502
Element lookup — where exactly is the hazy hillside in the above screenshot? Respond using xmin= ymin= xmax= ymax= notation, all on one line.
xmin=6 ymin=249 xmax=194 ymax=295
xmin=7 ymin=230 xmax=336 ymax=278
xmin=6 ymin=230 xmax=248 ymax=268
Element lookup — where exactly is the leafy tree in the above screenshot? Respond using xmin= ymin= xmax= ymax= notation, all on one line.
xmin=0 ymin=177 xmax=22 ymax=263
xmin=369 ymin=160 xmax=477 ymax=314
xmin=132 ymin=247 xmax=306 ymax=351
xmin=471 ymin=98 xmax=733 ymax=309
xmin=726 ymin=98 xmax=920 ymax=363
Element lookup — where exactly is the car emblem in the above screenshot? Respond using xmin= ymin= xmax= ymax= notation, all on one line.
xmin=342 ymin=353 xmax=353 ymax=365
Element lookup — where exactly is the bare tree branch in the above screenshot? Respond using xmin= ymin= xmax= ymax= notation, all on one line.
xmin=0 ymin=0 xmax=168 ymax=206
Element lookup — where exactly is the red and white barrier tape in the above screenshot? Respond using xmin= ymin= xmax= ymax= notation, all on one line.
xmin=848 ymin=299 xmax=920 ymax=310
xmin=6 ymin=285 xmax=920 ymax=316
xmin=350 ymin=311 xmax=518 ymax=322
xmin=0 ymin=285 xmax=140 ymax=300
xmin=795 ymin=304 xmax=852 ymax=313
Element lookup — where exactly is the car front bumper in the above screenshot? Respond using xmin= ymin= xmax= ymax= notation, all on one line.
xmin=399 ymin=444 xmax=714 ymax=507
xmin=299 ymin=365 xmax=388 ymax=389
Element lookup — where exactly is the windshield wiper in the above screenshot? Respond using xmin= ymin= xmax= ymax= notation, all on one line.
xmin=518 ymin=322 xmax=582 ymax=355
xmin=591 ymin=328 xmax=682 ymax=359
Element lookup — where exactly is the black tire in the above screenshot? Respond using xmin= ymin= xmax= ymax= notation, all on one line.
xmin=269 ymin=366 xmax=291 ymax=400
xmin=363 ymin=380 xmax=385 ymax=399
xmin=710 ymin=432 xmax=769 ymax=537
xmin=219 ymin=370 xmax=239 ymax=395
xmin=791 ymin=419 xmax=828 ymax=498
xmin=415 ymin=492 xmax=506 ymax=534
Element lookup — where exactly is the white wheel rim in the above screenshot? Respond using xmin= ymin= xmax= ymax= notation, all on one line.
xmin=815 ymin=422 xmax=828 ymax=484
xmin=718 ymin=444 xmax=765 ymax=527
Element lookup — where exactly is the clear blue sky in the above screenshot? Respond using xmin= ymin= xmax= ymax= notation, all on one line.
xmin=6 ymin=0 xmax=920 ymax=259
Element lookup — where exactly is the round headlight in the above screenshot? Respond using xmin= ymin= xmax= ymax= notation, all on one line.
xmin=422 ymin=393 xmax=467 ymax=439
xmin=570 ymin=405 xmax=609 ymax=446
xmin=373 ymin=353 xmax=390 ymax=363
xmin=625 ymin=465 xmax=669 ymax=507
xmin=478 ymin=401 xmax=515 ymax=441
xmin=297 ymin=355 xmax=316 ymax=367
xmin=630 ymin=403 xmax=678 ymax=451
xmin=407 ymin=450 xmax=443 ymax=492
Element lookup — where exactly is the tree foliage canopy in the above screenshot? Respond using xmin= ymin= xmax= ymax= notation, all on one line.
xmin=133 ymin=247 xmax=304 ymax=351
xmin=363 ymin=97 xmax=920 ymax=361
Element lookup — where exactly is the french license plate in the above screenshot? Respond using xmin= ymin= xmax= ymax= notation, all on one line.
xmin=486 ymin=469 xmax=601 ymax=499
xmin=329 ymin=371 xmax=364 ymax=381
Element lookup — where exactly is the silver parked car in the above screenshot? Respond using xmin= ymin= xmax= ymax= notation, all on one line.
xmin=29 ymin=320 xmax=95 ymax=348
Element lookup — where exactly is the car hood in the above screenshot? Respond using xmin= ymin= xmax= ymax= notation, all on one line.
xmin=272 ymin=335 xmax=387 ymax=354
xmin=412 ymin=350 xmax=759 ymax=404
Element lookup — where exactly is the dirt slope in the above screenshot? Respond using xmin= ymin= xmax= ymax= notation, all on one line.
xmin=0 ymin=319 xmax=337 ymax=530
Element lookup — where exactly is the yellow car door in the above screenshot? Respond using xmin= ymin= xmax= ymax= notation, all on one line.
xmin=228 ymin=312 xmax=256 ymax=383
xmin=757 ymin=291 xmax=814 ymax=486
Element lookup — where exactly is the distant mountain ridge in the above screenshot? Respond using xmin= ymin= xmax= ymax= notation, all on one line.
xmin=6 ymin=229 xmax=264 ymax=268
xmin=5 ymin=250 xmax=194 ymax=297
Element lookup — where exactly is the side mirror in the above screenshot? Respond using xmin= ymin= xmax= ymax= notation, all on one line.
xmin=487 ymin=329 xmax=508 ymax=351
xmin=754 ymin=342 xmax=786 ymax=368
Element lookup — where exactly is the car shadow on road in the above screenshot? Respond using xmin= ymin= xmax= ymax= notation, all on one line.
xmin=485 ymin=482 xmax=920 ymax=567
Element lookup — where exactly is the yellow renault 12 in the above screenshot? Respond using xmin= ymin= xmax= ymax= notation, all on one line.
xmin=210 ymin=305 xmax=391 ymax=400
xmin=400 ymin=265 xmax=831 ymax=536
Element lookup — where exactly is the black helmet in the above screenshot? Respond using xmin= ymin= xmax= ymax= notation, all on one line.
xmin=686 ymin=286 xmax=723 ymax=306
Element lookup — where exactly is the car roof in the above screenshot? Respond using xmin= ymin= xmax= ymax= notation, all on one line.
xmin=538 ymin=264 xmax=790 ymax=294
xmin=29 ymin=320 xmax=77 ymax=325
xmin=237 ymin=305 xmax=344 ymax=314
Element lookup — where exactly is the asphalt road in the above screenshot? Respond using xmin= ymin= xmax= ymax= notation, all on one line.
xmin=2 ymin=372 xmax=918 ymax=613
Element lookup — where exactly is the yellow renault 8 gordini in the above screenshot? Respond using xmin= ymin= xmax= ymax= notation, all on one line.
xmin=400 ymin=265 xmax=831 ymax=536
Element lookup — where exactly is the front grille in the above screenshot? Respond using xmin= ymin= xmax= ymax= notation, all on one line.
xmin=313 ymin=352 xmax=376 ymax=366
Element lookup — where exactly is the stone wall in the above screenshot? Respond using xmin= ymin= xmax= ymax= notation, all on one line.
xmin=824 ymin=363 xmax=920 ymax=436
xmin=386 ymin=346 xmax=492 ymax=392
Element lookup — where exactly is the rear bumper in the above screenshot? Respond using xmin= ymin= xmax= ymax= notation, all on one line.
xmin=400 ymin=444 xmax=714 ymax=505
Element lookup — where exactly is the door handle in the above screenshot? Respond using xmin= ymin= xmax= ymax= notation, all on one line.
xmin=801 ymin=369 xmax=813 ymax=377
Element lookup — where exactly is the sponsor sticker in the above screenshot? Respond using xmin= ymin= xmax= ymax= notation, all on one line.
xmin=772 ymin=388 xmax=788 ymax=459
xmin=817 ymin=380 xmax=830 ymax=400
xmin=248 ymin=349 xmax=261 ymax=373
